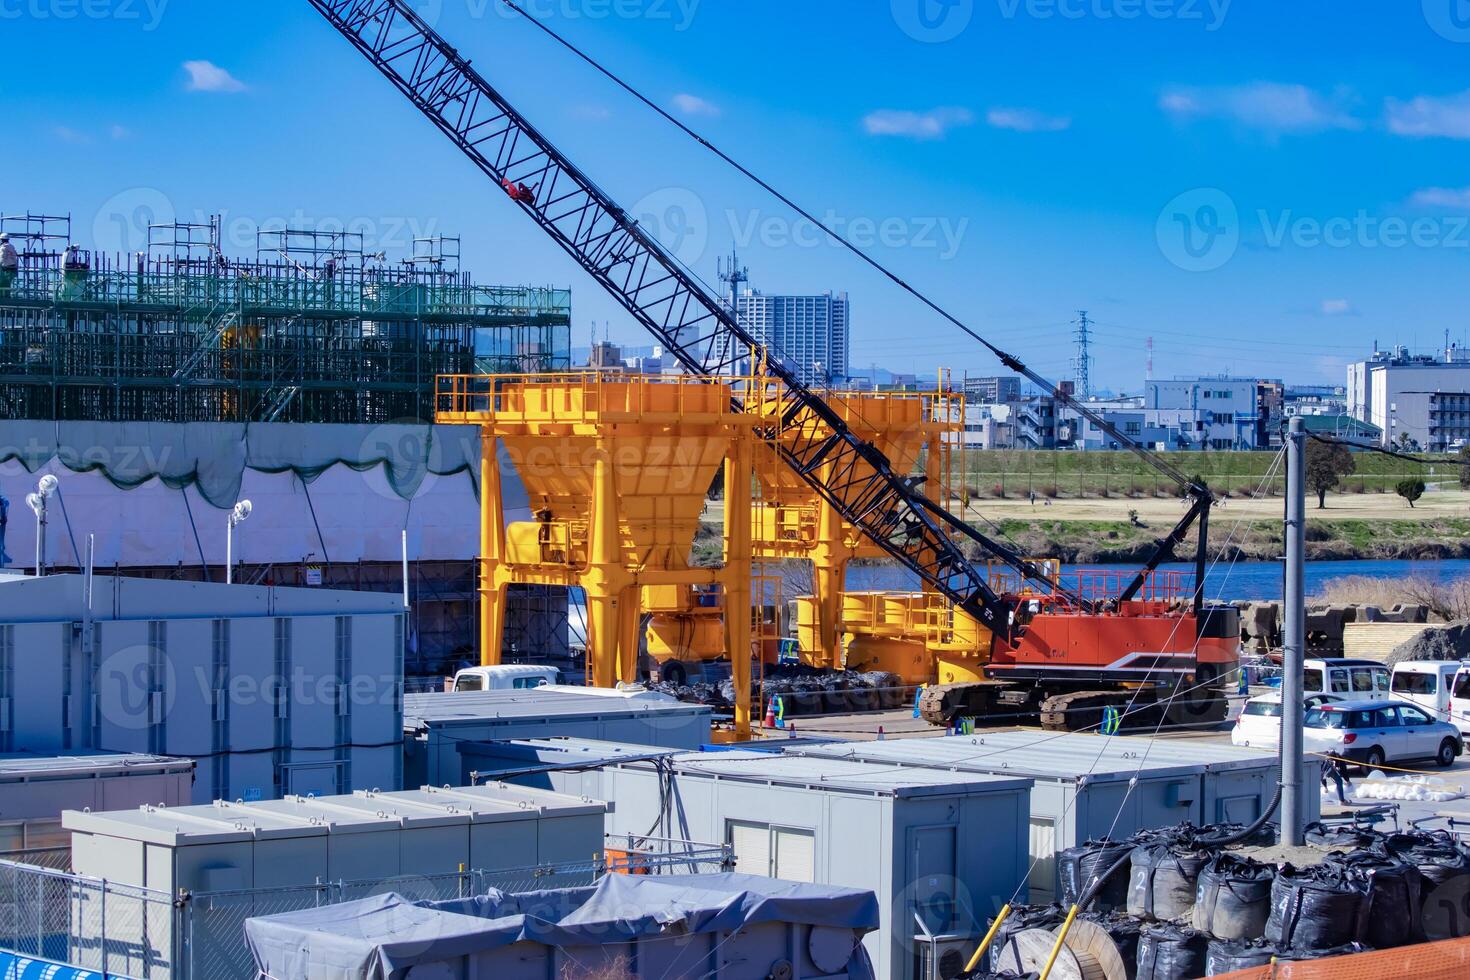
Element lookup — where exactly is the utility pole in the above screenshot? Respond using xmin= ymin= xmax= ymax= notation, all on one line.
xmin=1073 ymin=310 xmax=1092 ymax=398
xmin=1280 ymin=416 xmax=1307 ymax=846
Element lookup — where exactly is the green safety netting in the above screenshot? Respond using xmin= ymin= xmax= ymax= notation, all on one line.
xmin=0 ymin=421 xmax=485 ymax=509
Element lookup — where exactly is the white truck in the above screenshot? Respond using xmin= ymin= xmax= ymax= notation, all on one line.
xmin=449 ymin=665 xmax=561 ymax=692
xmin=1391 ymin=660 xmax=1468 ymax=725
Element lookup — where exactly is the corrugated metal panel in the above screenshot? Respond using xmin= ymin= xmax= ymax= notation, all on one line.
xmin=661 ymin=751 xmax=1032 ymax=798
xmin=404 ymin=690 xmax=712 ymax=728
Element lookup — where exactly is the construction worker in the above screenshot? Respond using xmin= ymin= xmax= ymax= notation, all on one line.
xmin=0 ymin=234 xmax=18 ymax=298
xmin=59 ymin=243 xmax=89 ymax=300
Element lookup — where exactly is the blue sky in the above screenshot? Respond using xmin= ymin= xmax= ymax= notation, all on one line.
xmin=8 ymin=0 xmax=1470 ymax=389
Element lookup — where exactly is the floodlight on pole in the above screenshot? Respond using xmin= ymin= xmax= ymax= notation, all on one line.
xmin=28 ymin=475 xmax=59 ymax=577
xmin=226 ymin=499 xmax=253 ymax=585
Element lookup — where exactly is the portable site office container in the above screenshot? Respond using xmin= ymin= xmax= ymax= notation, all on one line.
xmin=62 ymin=784 xmax=609 ymax=980
xmin=403 ymin=689 xmax=712 ymax=786
xmin=790 ymin=732 xmax=1321 ymax=902
xmin=0 ymin=752 xmax=194 ymax=859
xmin=537 ymin=747 xmax=1033 ymax=980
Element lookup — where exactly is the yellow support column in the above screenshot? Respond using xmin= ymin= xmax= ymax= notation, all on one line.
xmin=479 ymin=433 xmax=507 ymax=666
xmin=724 ymin=436 xmax=754 ymax=739
xmin=586 ymin=439 xmax=624 ymax=689
xmin=616 ymin=583 xmax=642 ymax=685
xmin=811 ymin=476 xmax=846 ymax=670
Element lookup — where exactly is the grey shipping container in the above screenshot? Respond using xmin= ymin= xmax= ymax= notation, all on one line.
xmin=403 ymin=689 xmax=712 ymax=786
xmin=536 ymin=748 xmax=1033 ymax=980
xmin=0 ymin=752 xmax=194 ymax=859
xmin=789 ymin=732 xmax=1321 ymax=902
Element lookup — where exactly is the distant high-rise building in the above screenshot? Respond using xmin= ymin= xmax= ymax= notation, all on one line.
xmin=733 ymin=289 xmax=850 ymax=386
xmin=589 ymin=340 xmax=625 ymax=370
xmin=963 ymin=375 xmax=1022 ymax=404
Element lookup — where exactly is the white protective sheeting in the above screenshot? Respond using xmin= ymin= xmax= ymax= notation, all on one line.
xmin=0 ymin=425 xmax=531 ymax=568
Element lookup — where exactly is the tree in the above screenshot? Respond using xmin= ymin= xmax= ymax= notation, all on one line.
xmin=1396 ymin=478 xmax=1426 ymax=508
xmin=1304 ymin=440 xmax=1355 ymax=509
xmin=1458 ymin=446 xmax=1470 ymax=490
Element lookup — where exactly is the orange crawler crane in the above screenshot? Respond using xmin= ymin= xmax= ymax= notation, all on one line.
xmin=438 ymin=372 xmax=758 ymax=737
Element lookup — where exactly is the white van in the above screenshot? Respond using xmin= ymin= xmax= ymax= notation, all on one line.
xmin=451 ymin=665 xmax=561 ymax=692
xmin=1300 ymin=658 xmax=1390 ymax=701
xmin=1391 ymin=661 xmax=1467 ymax=724
xmin=1449 ymin=666 xmax=1470 ymax=737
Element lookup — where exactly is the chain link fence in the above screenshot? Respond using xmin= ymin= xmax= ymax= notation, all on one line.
xmin=0 ymin=859 xmax=178 ymax=979
xmin=3 ymin=839 xmax=732 ymax=979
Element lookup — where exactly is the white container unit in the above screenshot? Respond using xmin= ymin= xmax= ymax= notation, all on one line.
xmin=62 ymin=783 xmax=610 ymax=980
xmin=790 ymin=732 xmax=1320 ymax=902
xmin=0 ymin=574 xmax=406 ymax=804
xmin=403 ymin=689 xmax=712 ymax=786
xmin=541 ymin=749 xmax=1033 ymax=980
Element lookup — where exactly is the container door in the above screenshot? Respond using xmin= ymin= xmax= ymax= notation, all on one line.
xmin=908 ymin=825 xmax=958 ymax=937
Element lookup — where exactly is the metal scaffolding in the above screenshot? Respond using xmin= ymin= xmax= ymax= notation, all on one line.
xmin=0 ymin=212 xmax=572 ymax=423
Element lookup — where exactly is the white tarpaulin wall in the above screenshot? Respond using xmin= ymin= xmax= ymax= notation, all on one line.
xmin=0 ymin=423 xmax=532 ymax=569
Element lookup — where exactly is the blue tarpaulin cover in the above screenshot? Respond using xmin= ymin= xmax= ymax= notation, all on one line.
xmin=245 ymin=872 xmax=880 ymax=980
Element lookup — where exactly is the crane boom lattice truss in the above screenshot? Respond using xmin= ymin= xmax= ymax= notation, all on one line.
xmin=305 ymin=0 xmax=1058 ymax=634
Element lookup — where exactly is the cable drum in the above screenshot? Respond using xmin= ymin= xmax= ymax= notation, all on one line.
xmin=1127 ymin=844 xmax=1211 ymax=921
xmin=1058 ymin=841 xmax=1134 ymax=912
xmin=992 ymin=927 xmax=1110 ymax=980
xmin=1263 ymin=864 xmax=1371 ymax=950
xmin=1134 ymin=923 xmax=1208 ymax=980
xmin=987 ymin=906 xmax=1068 ymax=973
xmin=1321 ymin=850 xmax=1424 ymax=948
xmin=1191 ymin=854 xmax=1275 ymax=941
xmin=1078 ymin=910 xmax=1142 ymax=973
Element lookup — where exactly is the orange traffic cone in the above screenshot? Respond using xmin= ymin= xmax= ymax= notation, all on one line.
xmin=763 ymin=697 xmax=777 ymax=728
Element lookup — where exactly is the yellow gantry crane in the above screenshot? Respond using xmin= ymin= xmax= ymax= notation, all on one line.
xmin=438 ymin=371 xmax=759 ymax=736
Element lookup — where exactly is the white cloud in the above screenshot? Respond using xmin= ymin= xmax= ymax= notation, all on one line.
xmin=986 ymin=107 xmax=1071 ymax=133
xmin=671 ymin=93 xmax=719 ymax=117
xmin=1410 ymin=186 xmax=1470 ymax=210
xmin=863 ymin=107 xmax=975 ymax=140
xmin=109 ymin=124 xmax=132 ymax=140
xmin=570 ymin=105 xmax=612 ymax=121
xmin=183 ymin=60 xmax=247 ymax=93
xmin=51 ymin=126 xmax=90 ymax=145
xmin=1387 ymin=91 xmax=1470 ymax=139
xmin=1160 ymin=82 xmax=1360 ymax=133
xmin=1320 ymin=299 xmax=1356 ymax=317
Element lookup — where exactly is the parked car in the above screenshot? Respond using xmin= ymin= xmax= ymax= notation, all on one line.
xmin=1391 ymin=660 xmax=1469 ymax=724
xmin=1303 ymin=698 xmax=1463 ymax=769
xmin=1231 ymin=692 xmax=1344 ymax=750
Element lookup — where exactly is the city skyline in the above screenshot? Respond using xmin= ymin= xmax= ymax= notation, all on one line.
xmin=7 ymin=3 xmax=1470 ymax=388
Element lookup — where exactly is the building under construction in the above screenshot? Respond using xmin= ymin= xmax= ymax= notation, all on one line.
xmin=0 ymin=211 xmax=571 ymax=422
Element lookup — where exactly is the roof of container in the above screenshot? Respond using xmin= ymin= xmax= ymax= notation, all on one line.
xmin=788 ymin=732 xmax=1281 ymax=783
xmin=62 ymin=783 xmax=606 ymax=846
xmin=404 ymin=689 xmax=711 ymax=730
xmin=0 ymin=752 xmax=195 ymax=781
xmin=457 ymin=737 xmax=684 ymax=775
xmin=628 ymin=750 xmax=1032 ymax=799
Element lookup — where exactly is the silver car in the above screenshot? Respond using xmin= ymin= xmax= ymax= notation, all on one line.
xmin=1303 ymin=698 xmax=1464 ymax=770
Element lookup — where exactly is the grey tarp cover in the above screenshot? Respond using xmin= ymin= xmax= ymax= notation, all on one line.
xmin=0 ymin=421 xmax=487 ymax=506
xmin=246 ymin=873 xmax=881 ymax=980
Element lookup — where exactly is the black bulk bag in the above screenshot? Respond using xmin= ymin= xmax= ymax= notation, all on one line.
xmin=1058 ymin=840 xmax=1134 ymax=911
xmin=1128 ymin=843 xmax=1211 ymax=921
xmin=1385 ymin=829 xmax=1470 ymax=888
xmin=1192 ymin=853 xmax=1275 ymax=941
xmin=1204 ymin=938 xmax=1277 ymax=976
xmin=1322 ymin=849 xmax=1424 ymax=948
xmin=1135 ymin=923 xmax=1208 ymax=980
xmin=1303 ymin=821 xmax=1383 ymax=851
xmin=1264 ymin=864 xmax=1371 ymax=950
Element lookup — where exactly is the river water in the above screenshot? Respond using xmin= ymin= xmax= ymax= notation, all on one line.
xmin=845 ymin=559 xmax=1470 ymax=603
